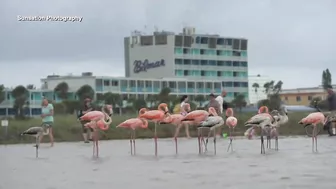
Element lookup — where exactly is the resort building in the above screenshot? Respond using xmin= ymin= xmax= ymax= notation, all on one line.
xmin=0 ymin=27 xmax=250 ymax=117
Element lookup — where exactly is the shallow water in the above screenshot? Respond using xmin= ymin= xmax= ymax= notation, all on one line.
xmin=1 ymin=136 xmax=336 ymax=189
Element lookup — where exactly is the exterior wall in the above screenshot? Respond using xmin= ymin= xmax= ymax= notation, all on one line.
xmin=124 ymin=35 xmax=175 ymax=78
xmin=279 ymin=92 xmax=326 ymax=106
xmin=41 ymin=76 xmax=96 ymax=91
xmin=248 ymin=75 xmax=272 ymax=104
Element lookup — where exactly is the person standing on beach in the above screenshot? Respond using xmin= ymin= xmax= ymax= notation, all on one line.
xmin=208 ymin=93 xmax=221 ymax=115
xmin=39 ymin=98 xmax=55 ymax=147
xmin=78 ymin=98 xmax=95 ymax=143
xmin=327 ymin=86 xmax=336 ymax=133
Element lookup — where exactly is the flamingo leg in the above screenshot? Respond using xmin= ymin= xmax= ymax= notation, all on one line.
xmin=197 ymin=128 xmax=202 ymax=154
xmin=95 ymin=130 xmax=99 ymax=158
xmin=205 ymin=128 xmax=212 ymax=152
xmin=213 ymin=129 xmax=216 ymax=155
xmin=227 ymin=127 xmax=233 ymax=152
xmin=35 ymin=136 xmax=39 ymax=158
xmin=174 ymin=124 xmax=181 ymax=155
xmin=130 ymin=130 xmax=133 ymax=155
xmin=133 ymin=129 xmax=136 ymax=155
xmin=266 ymin=128 xmax=271 ymax=149
xmin=154 ymin=122 xmax=158 ymax=156
xmin=261 ymin=128 xmax=265 ymax=154
xmin=275 ymin=128 xmax=279 ymax=151
xmin=312 ymin=125 xmax=318 ymax=153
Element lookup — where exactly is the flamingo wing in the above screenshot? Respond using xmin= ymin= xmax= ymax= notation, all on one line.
xmin=199 ymin=116 xmax=223 ymax=127
xmin=21 ymin=127 xmax=43 ymax=135
xmin=245 ymin=114 xmax=272 ymax=126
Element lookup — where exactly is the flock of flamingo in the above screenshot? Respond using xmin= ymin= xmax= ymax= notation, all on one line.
xmin=21 ymin=103 xmax=336 ymax=158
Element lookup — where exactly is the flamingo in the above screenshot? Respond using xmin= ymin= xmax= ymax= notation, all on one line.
xmin=79 ymin=104 xmax=113 ymax=157
xmin=181 ymin=108 xmax=211 ymax=154
xmin=198 ymin=107 xmax=223 ymax=155
xmin=298 ymin=112 xmax=336 ymax=152
xmin=116 ymin=117 xmax=148 ymax=155
xmin=269 ymin=106 xmax=289 ymax=150
xmin=21 ymin=126 xmax=49 ymax=158
xmin=138 ymin=103 xmax=171 ymax=156
xmin=244 ymin=106 xmax=279 ymax=154
xmin=225 ymin=108 xmax=238 ymax=152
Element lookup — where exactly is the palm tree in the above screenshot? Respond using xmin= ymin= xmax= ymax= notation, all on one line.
xmin=231 ymin=93 xmax=247 ymax=112
xmin=54 ymin=82 xmax=69 ymax=100
xmin=76 ymin=85 xmax=95 ymax=101
xmin=0 ymin=84 xmax=5 ymax=104
xmin=12 ymin=85 xmax=29 ymax=118
xmin=26 ymin=84 xmax=36 ymax=89
xmin=158 ymin=87 xmax=171 ymax=104
xmin=195 ymin=95 xmax=205 ymax=107
xmin=252 ymin=83 xmax=259 ymax=104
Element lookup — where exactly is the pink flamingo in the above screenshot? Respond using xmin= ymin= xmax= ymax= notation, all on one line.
xmin=181 ymin=108 xmax=212 ymax=154
xmin=160 ymin=103 xmax=191 ymax=154
xmin=116 ymin=117 xmax=148 ymax=155
xmin=138 ymin=103 xmax=171 ymax=156
xmin=225 ymin=108 xmax=238 ymax=152
xmin=298 ymin=112 xmax=335 ymax=152
xmin=80 ymin=105 xmax=113 ymax=157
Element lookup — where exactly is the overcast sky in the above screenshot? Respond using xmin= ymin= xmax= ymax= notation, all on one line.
xmin=0 ymin=0 xmax=335 ymax=89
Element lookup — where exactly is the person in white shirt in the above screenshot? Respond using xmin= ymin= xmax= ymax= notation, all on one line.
xmin=215 ymin=90 xmax=227 ymax=137
xmin=179 ymin=95 xmax=191 ymax=138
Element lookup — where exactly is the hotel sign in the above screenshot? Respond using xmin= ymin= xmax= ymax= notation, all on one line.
xmin=133 ymin=59 xmax=165 ymax=73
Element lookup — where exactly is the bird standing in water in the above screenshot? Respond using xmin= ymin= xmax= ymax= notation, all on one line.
xmin=21 ymin=126 xmax=50 ymax=158
xmin=225 ymin=108 xmax=238 ymax=152
xmin=198 ymin=107 xmax=224 ymax=155
xmin=116 ymin=117 xmax=148 ymax=155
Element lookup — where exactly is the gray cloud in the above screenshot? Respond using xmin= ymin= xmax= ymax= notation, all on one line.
xmin=0 ymin=0 xmax=335 ymax=88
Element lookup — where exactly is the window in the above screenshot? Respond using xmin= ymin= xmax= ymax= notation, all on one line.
xmin=196 ymin=82 xmax=204 ymax=88
xmin=183 ymin=48 xmax=190 ymax=54
xmin=175 ymin=70 xmax=183 ymax=76
xmin=195 ymin=36 xmax=201 ymax=44
xmin=233 ymin=72 xmax=238 ymax=77
xmin=223 ymin=38 xmax=233 ymax=46
xmin=175 ymin=35 xmax=183 ymax=47
xmin=222 ymin=82 xmax=233 ymax=87
xmin=233 ymin=61 xmax=240 ymax=67
xmin=183 ymin=36 xmax=192 ymax=47
xmin=240 ymin=39 xmax=248 ymax=50
xmin=201 ymin=70 xmax=205 ymax=76
xmin=103 ymin=80 xmax=110 ymax=86
xmin=201 ymin=60 xmax=208 ymax=66
xmin=308 ymin=96 xmax=312 ymax=101
xmin=232 ymin=51 xmax=241 ymax=56
xmin=201 ymin=37 xmax=208 ymax=44
xmin=217 ymin=71 xmax=222 ymax=77
xmin=137 ymin=80 xmax=144 ymax=87
xmin=178 ymin=81 xmax=186 ymax=89
xmin=217 ymin=38 xmax=224 ymax=45
xmin=209 ymin=60 xmax=216 ymax=66
xmin=218 ymin=61 xmax=224 ymax=66
xmin=111 ymin=80 xmax=119 ymax=86
xmin=296 ymin=96 xmax=301 ymax=101
xmin=161 ymin=81 xmax=168 ymax=88
xmin=155 ymin=35 xmax=167 ymax=45
xmin=121 ymin=80 xmax=128 ymax=88
xmin=191 ymin=60 xmax=199 ymax=65
xmin=233 ymin=82 xmax=240 ymax=87
xmin=140 ymin=36 xmax=153 ymax=46
xmin=214 ymin=82 xmax=221 ymax=89
xmin=168 ymin=81 xmax=176 ymax=88
xmin=233 ymin=39 xmax=240 ymax=50
xmin=200 ymin=49 xmax=206 ymax=55
xmin=187 ymin=82 xmax=195 ymax=88
xmin=184 ymin=70 xmax=189 ymax=76
xmin=241 ymin=82 xmax=248 ymax=87
xmin=129 ymin=80 xmax=136 ymax=87
xmin=224 ymin=61 xmax=232 ymax=66
xmin=191 ymin=49 xmax=200 ymax=55
xmin=153 ymin=81 xmax=160 ymax=88
xmin=175 ymin=59 xmax=183 ymax=65
xmin=183 ymin=59 xmax=191 ymax=65
xmin=174 ymin=47 xmax=183 ymax=54
xmin=240 ymin=61 xmax=248 ymax=67
xmin=145 ymin=81 xmax=152 ymax=88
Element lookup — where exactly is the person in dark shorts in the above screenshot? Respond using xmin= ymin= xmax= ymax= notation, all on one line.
xmin=77 ymin=98 xmax=95 ymax=143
